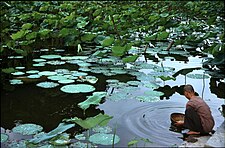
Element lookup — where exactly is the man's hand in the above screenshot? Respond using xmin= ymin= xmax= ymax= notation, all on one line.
xmin=174 ymin=120 xmax=184 ymax=127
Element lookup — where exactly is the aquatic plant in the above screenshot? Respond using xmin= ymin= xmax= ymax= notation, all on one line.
xmin=12 ymin=123 xmax=43 ymax=135
xmin=60 ymin=84 xmax=95 ymax=93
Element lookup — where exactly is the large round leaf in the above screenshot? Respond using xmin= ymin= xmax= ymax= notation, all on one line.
xmin=89 ymin=133 xmax=120 ymax=145
xmin=12 ymin=123 xmax=43 ymax=135
xmin=60 ymin=84 xmax=95 ymax=93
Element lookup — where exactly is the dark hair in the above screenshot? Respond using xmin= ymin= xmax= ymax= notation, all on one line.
xmin=183 ymin=84 xmax=195 ymax=93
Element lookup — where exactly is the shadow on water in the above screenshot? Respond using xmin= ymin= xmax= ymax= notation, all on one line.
xmin=1 ymin=44 xmax=225 ymax=147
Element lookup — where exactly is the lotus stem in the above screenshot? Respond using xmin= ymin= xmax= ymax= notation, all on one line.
xmin=112 ymin=122 xmax=118 ymax=148
xmin=202 ymin=72 xmax=205 ymax=99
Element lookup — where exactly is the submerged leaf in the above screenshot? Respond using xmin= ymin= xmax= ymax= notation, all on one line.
xmin=1 ymin=133 xmax=9 ymax=143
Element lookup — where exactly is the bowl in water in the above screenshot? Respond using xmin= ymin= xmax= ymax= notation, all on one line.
xmin=170 ymin=113 xmax=185 ymax=124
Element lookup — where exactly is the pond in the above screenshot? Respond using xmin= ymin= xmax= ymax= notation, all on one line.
xmin=1 ymin=44 xmax=224 ymax=147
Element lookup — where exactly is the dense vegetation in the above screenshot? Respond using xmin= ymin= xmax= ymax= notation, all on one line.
xmin=1 ymin=1 xmax=224 ymax=72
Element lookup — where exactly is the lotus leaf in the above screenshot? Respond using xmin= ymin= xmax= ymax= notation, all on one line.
xmin=26 ymin=70 xmax=39 ymax=74
xmin=187 ymin=74 xmax=209 ymax=79
xmin=54 ymin=49 xmax=65 ymax=52
xmin=106 ymin=79 xmax=119 ymax=84
xmin=33 ymin=59 xmax=46 ymax=62
xmin=27 ymin=74 xmax=41 ymax=79
xmin=33 ymin=63 xmax=46 ymax=67
xmin=127 ymin=81 xmax=142 ymax=86
xmin=70 ymin=141 xmax=93 ymax=148
xmin=1 ymin=133 xmax=8 ymax=143
xmin=38 ymin=71 xmax=57 ymax=76
xmin=49 ymin=133 xmax=70 ymax=146
xmin=110 ymin=69 xmax=127 ymax=74
xmin=79 ymin=67 xmax=91 ymax=72
xmin=136 ymin=96 xmax=160 ymax=102
xmin=10 ymin=79 xmax=23 ymax=85
xmin=12 ymin=123 xmax=43 ymax=135
xmin=89 ymin=133 xmax=120 ymax=145
xmin=71 ymin=71 xmax=88 ymax=77
xmin=58 ymin=80 xmax=75 ymax=84
xmin=36 ymin=81 xmax=59 ymax=88
xmin=144 ymin=90 xmax=164 ymax=97
xmin=144 ymin=83 xmax=160 ymax=89
xmin=60 ymin=84 xmax=95 ymax=93
xmin=47 ymin=75 xmax=68 ymax=81
xmin=47 ymin=60 xmax=66 ymax=65
xmin=75 ymin=133 xmax=86 ymax=140
xmin=92 ymin=125 xmax=112 ymax=133
xmin=8 ymin=56 xmax=24 ymax=59
xmin=15 ymin=66 xmax=25 ymax=70
xmin=8 ymin=140 xmax=27 ymax=147
xmin=54 ymin=69 xmax=70 ymax=74
xmin=29 ymin=123 xmax=75 ymax=144
xmin=63 ymin=113 xmax=113 ymax=129
xmin=77 ymin=62 xmax=92 ymax=67
xmin=85 ymin=76 xmax=98 ymax=84
xmin=78 ymin=92 xmax=107 ymax=110
xmin=11 ymin=71 xmax=25 ymax=76
xmin=40 ymin=55 xmax=61 ymax=59
xmin=2 ymin=67 xmax=17 ymax=74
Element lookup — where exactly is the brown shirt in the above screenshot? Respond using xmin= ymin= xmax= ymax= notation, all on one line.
xmin=186 ymin=96 xmax=215 ymax=133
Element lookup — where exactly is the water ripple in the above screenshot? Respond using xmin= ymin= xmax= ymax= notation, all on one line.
xmin=120 ymin=102 xmax=185 ymax=146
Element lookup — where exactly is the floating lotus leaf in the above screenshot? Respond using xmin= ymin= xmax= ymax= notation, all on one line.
xmin=92 ymin=125 xmax=112 ymax=134
xmin=75 ymin=134 xmax=86 ymax=140
xmin=187 ymin=74 xmax=209 ymax=79
xmin=38 ymin=71 xmax=57 ymax=76
xmin=66 ymin=59 xmax=83 ymax=64
xmin=79 ymin=67 xmax=91 ymax=72
xmin=58 ymin=80 xmax=75 ymax=84
xmin=12 ymin=123 xmax=43 ymax=135
xmin=127 ymin=81 xmax=142 ymax=86
xmin=110 ymin=69 xmax=127 ymax=74
xmin=15 ymin=66 xmax=25 ymax=70
xmin=144 ymin=90 xmax=164 ymax=97
xmin=33 ymin=59 xmax=46 ymax=62
xmin=47 ymin=75 xmax=68 ymax=81
xmin=106 ymin=79 xmax=119 ymax=84
xmin=71 ymin=71 xmax=88 ymax=77
xmin=49 ymin=133 xmax=70 ymax=146
xmin=46 ymin=60 xmax=66 ymax=65
xmin=26 ymin=70 xmax=39 ymax=74
xmin=77 ymin=62 xmax=92 ymax=67
xmin=54 ymin=49 xmax=65 ymax=52
xmin=40 ymin=55 xmax=61 ymax=59
xmin=8 ymin=140 xmax=27 ymax=147
xmin=8 ymin=56 xmax=24 ymax=59
xmin=154 ymin=66 xmax=175 ymax=72
xmin=63 ymin=113 xmax=113 ymax=129
xmin=78 ymin=92 xmax=107 ymax=110
xmin=10 ymin=79 xmax=23 ymax=85
xmin=85 ymin=76 xmax=98 ymax=84
xmin=103 ymin=72 xmax=117 ymax=76
xmin=29 ymin=123 xmax=75 ymax=144
xmin=55 ymin=69 xmax=70 ymax=74
xmin=89 ymin=133 xmax=120 ymax=145
xmin=27 ymin=74 xmax=41 ymax=79
xmin=11 ymin=71 xmax=25 ymax=76
xmin=33 ymin=62 xmax=46 ymax=67
xmin=144 ymin=83 xmax=160 ymax=89
xmin=1 ymin=133 xmax=8 ymax=143
xmin=60 ymin=84 xmax=95 ymax=93
xmin=70 ymin=141 xmax=93 ymax=148
xmin=36 ymin=81 xmax=59 ymax=88
xmin=40 ymin=48 xmax=49 ymax=52
xmin=136 ymin=96 xmax=160 ymax=102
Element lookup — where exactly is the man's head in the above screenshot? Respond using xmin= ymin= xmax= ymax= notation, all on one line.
xmin=183 ymin=84 xmax=195 ymax=99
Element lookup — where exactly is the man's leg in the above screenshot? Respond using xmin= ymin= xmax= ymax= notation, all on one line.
xmin=183 ymin=106 xmax=205 ymax=134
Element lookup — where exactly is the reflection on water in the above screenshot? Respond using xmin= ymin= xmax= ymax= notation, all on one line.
xmin=1 ymin=46 xmax=225 ymax=147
